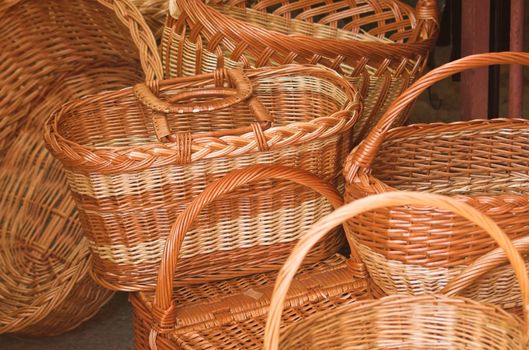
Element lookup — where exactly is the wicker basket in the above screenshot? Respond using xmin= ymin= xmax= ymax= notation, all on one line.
xmin=343 ymin=52 xmax=529 ymax=309
xmin=45 ymin=65 xmax=361 ymax=292
xmin=130 ymin=165 xmax=379 ymax=349
xmin=162 ymin=0 xmax=438 ymax=141
xmin=0 ymin=0 xmax=161 ymax=335
xmin=264 ymin=191 xmax=529 ymax=349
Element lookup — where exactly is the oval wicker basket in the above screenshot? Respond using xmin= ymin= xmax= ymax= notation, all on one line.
xmin=0 ymin=0 xmax=161 ymax=336
xmin=45 ymin=64 xmax=361 ymax=291
xmin=264 ymin=191 xmax=529 ymax=349
xmin=161 ymin=0 xmax=439 ymax=141
xmin=343 ymin=52 xmax=529 ymax=309
xmin=130 ymin=165 xmax=379 ymax=349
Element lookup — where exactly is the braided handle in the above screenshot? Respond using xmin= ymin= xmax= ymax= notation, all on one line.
xmin=96 ymin=0 xmax=163 ymax=80
xmin=149 ymin=165 xmax=346 ymax=349
xmin=344 ymin=52 xmax=529 ymax=181
xmin=263 ymin=191 xmax=529 ymax=350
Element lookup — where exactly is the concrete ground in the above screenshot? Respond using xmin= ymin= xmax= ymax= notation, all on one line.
xmin=2 ymin=32 xmax=529 ymax=350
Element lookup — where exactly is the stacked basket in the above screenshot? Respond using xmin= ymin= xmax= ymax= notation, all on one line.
xmin=162 ymin=0 xmax=439 ymax=141
xmin=10 ymin=0 xmax=529 ymax=349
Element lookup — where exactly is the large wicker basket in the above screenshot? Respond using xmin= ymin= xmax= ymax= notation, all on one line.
xmin=45 ymin=65 xmax=361 ymax=292
xmin=0 ymin=0 xmax=161 ymax=336
xmin=130 ymin=165 xmax=380 ymax=349
xmin=162 ymin=0 xmax=439 ymax=141
xmin=343 ymin=52 xmax=529 ymax=310
xmin=264 ymin=191 xmax=529 ymax=349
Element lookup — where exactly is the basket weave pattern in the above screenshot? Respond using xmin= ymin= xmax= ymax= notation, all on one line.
xmin=131 ymin=254 xmax=373 ymax=349
xmin=161 ymin=0 xmax=438 ymax=140
xmin=0 ymin=0 xmax=163 ymax=335
xmin=263 ymin=191 xmax=529 ymax=349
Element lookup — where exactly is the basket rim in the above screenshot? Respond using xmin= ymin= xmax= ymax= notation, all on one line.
xmin=345 ymin=118 xmax=529 ymax=203
xmin=45 ymin=65 xmax=361 ymax=174
xmin=171 ymin=0 xmax=438 ymax=61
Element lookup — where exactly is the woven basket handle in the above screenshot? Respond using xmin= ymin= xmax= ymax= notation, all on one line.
xmin=148 ymin=165 xmax=346 ymax=349
xmin=263 ymin=191 xmax=529 ymax=350
xmin=96 ymin=0 xmax=163 ymax=81
xmin=443 ymin=235 xmax=529 ymax=297
xmin=344 ymin=51 xmax=529 ymax=181
xmin=134 ymin=69 xmax=273 ymax=142
xmin=412 ymin=0 xmax=439 ymax=42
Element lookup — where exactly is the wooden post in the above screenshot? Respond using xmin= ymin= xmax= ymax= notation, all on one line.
xmin=460 ymin=0 xmax=490 ymax=120
xmin=509 ymin=0 xmax=524 ymax=118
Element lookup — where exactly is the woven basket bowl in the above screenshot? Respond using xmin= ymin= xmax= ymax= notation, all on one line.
xmin=130 ymin=165 xmax=379 ymax=349
xmin=161 ymin=0 xmax=439 ymax=141
xmin=343 ymin=52 xmax=529 ymax=310
xmin=45 ymin=68 xmax=361 ymax=291
xmin=264 ymin=191 xmax=529 ymax=350
xmin=0 ymin=0 xmax=161 ymax=336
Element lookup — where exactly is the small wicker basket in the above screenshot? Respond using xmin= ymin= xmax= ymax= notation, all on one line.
xmin=264 ymin=191 xmax=529 ymax=349
xmin=45 ymin=65 xmax=361 ymax=291
xmin=129 ymin=165 xmax=380 ymax=349
xmin=344 ymin=52 xmax=529 ymax=309
xmin=0 ymin=0 xmax=161 ymax=335
xmin=162 ymin=0 xmax=439 ymax=141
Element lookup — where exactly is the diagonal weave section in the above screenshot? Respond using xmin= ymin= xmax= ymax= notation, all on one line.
xmin=162 ymin=0 xmax=438 ymax=141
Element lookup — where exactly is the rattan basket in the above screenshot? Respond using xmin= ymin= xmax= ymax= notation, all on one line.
xmin=130 ymin=165 xmax=380 ymax=349
xmin=343 ymin=52 xmax=529 ymax=309
xmin=264 ymin=191 xmax=529 ymax=349
xmin=162 ymin=0 xmax=438 ymax=141
xmin=0 ymin=0 xmax=161 ymax=336
xmin=45 ymin=65 xmax=361 ymax=292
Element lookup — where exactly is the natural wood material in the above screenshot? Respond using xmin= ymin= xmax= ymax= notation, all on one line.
xmin=162 ymin=0 xmax=439 ymax=141
xmin=264 ymin=191 xmax=529 ymax=349
xmin=0 ymin=0 xmax=161 ymax=336
xmin=343 ymin=52 xmax=529 ymax=309
xmin=45 ymin=66 xmax=361 ymax=292
xmin=130 ymin=165 xmax=378 ymax=349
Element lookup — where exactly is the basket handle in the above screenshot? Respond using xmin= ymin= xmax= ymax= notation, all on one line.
xmin=412 ymin=0 xmax=440 ymax=43
xmin=263 ymin=191 xmax=529 ymax=350
xmin=148 ymin=165 xmax=347 ymax=349
xmin=96 ymin=0 xmax=164 ymax=81
xmin=442 ymin=235 xmax=529 ymax=297
xmin=344 ymin=51 xmax=529 ymax=181
xmin=133 ymin=69 xmax=273 ymax=143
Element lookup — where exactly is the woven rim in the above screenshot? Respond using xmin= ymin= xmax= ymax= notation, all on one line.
xmin=170 ymin=0 xmax=438 ymax=65
xmin=45 ymin=64 xmax=361 ymax=174
xmin=263 ymin=191 xmax=529 ymax=349
xmin=146 ymin=164 xmax=347 ymax=348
